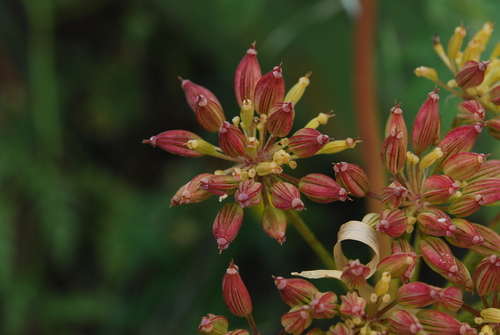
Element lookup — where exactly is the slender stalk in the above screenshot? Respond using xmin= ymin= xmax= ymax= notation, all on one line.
xmin=245 ymin=313 xmax=260 ymax=335
xmin=286 ymin=210 xmax=337 ymax=269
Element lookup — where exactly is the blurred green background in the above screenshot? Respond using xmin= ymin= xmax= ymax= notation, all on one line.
xmin=1 ymin=0 xmax=499 ymax=334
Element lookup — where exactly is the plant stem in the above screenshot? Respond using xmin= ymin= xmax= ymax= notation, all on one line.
xmin=286 ymin=210 xmax=337 ymax=269
xmin=245 ymin=313 xmax=260 ymax=335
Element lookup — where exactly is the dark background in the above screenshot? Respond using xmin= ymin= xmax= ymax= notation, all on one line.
xmin=1 ymin=0 xmax=499 ymax=334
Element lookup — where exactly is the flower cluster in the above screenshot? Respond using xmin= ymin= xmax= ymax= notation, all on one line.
xmin=415 ymin=21 xmax=500 ymax=139
xmin=144 ymin=43 xmax=365 ymax=252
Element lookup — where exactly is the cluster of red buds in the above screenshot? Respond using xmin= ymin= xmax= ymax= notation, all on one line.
xmin=415 ymin=21 xmax=500 ymax=139
xmin=144 ymin=43 xmax=368 ymax=252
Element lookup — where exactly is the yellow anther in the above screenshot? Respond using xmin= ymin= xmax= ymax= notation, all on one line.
xmin=406 ymin=151 xmax=420 ymax=164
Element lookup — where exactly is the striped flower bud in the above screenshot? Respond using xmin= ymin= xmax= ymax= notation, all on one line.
xmin=288 ymin=128 xmax=330 ymax=158
xmin=340 ymin=259 xmax=371 ymax=290
xmin=412 ymin=88 xmax=441 ymax=155
xmin=378 ymin=251 xmax=418 ymax=279
xmin=442 ymin=152 xmax=488 ymax=180
xmin=456 ymin=100 xmax=486 ymax=124
xmin=234 ymin=42 xmax=261 ymax=108
xmin=487 ymin=117 xmax=500 ymax=140
xmin=200 ymin=174 xmax=238 ymax=196
xmin=195 ymin=95 xmax=226 ymax=132
xmin=222 ymin=260 xmax=253 ymax=317
xmin=267 ymin=101 xmax=295 ymax=137
xmin=218 ymin=121 xmax=246 ymax=157
xmin=455 ymin=60 xmax=489 ymax=89
xmin=468 ymin=224 xmax=500 ymax=256
xmin=397 ymin=282 xmax=438 ymax=309
xmin=385 ymin=103 xmax=408 ymax=141
xmin=387 ymin=309 xmax=423 ymax=335
xmin=376 ymin=209 xmax=408 ymax=238
xmin=171 ymin=173 xmax=213 ymax=206
xmin=270 ymin=182 xmax=305 ymax=211
xmin=274 ymin=276 xmax=319 ymax=307
xmin=180 ymin=77 xmax=220 ymax=112
xmin=262 ymin=205 xmax=287 ymax=244
xmin=466 ymin=159 xmax=500 ymax=182
xmin=434 ymin=286 xmax=463 ymax=311
xmin=339 ymin=292 xmax=366 ymax=319
xmin=421 ymin=174 xmax=460 ymax=204
xmin=438 ymin=123 xmax=484 ymax=164
xmin=473 ymin=255 xmax=500 ymax=296
xmin=381 ymin=126 xmax=407 ymax=174
xmin=490 ymin=85 xmax=500 ymax=105
xmin=391 ymin=240 xmax=417 ymax=283
xmin=143 ymin=129 xmax=204 ymax=157
xmin=197 ymin=314 xmax=229 ymax=335
xmin=234 ymin=178 xmax=262 ymax=208
xmin=284 ymin=72 xmax=311 ymax=104
xmin=417 ymin=310 xmax=470 ymax=335
xmin=309 ymin=291 xmax=338 ymax=319
xmin=299 ymin=173 xmax=348 ymax=203
xmin=417 ymin=209 xmax=456 ymax=237
xmin=449 ymin=178 xmax=500 ymax=217
xmin=213 ymin=203 xmax=244 ymax=252
xmin=254 ymin=65 xmax=285 ymax=115
xmin=446 ymin=218 xmax=484 ymax=248
xmin=481 ymin=308 xmax=500 ymax=323
xmin=381 ymin=181 xmax=408 ymax=209
xmin=281 ymin=305 xmax=313 ymax=335
xmin=333 ymin=162 xmax=369 ymax=198
xmin=419 ymin=237 xmax=473 ymax=291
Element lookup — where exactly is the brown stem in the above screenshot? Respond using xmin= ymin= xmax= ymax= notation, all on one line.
xmin=245 ymin=313 xmax=260 ymax=335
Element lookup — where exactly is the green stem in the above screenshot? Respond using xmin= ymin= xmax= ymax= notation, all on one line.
xmin=245 ymin=313 xmax=260 ymax=335
xmin=286 ymin=210 xmax=336 ymax=269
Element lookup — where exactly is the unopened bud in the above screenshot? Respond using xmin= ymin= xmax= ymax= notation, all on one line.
xmin=288 ymin=128 xmax=330 ymax=158
xmin=234 ymin=42 xmax=262 ymax=108
xmin=442 ymin=152 xmax=488 ymax=180
xmin=412 ymin=88 xmax=441 ymax=155
xmin=200 ymin=174 xmax=238 ymax=196
xmin=339 ymin=292 xmax=366 ymax=319
xmin=378 ymin=252 xmax=418 ymax=279
xmin=446 ymin=218 xmax=484 ymax=248
xmin=455 ymin=60 xmax=489 ymax=89
xmin=171 ymin=173 xmax=213 ymax=206
xmin=309 ymin=291 xmax=338 ymax=319
xmin=234 ymin=178 xmax=262 ymax=208
xmin=254 ymin=65 xmax=285 ymax=115
xmin=270 ymin=182 xmax=305 ymax=211
xmin=281 ymin=305 xmax=313 ymax=335
xmin=417 ymin=209 xmax=456 ymax=237
xmin=417 ymin=309 xmax=470 ymax=335
xmin=421 ymin=174 xmax=460 ymax=204
xmin=473 ymin=255 xmax=500 ymax=296
xmin=387 ymin=309 xmax=423 ymax=335
xmin=456 ymin=100 xmax=486 ymax=124
xmin=262 ymin=205 xmax=287 ymax=244
xmin=333 ymin=162 xmax=369 ymax=198
xmin=381 ymin=181 xmax=408 ymax=209
xmin=143 ymin=129 xmax=204 ymax=157
xmin=376 ymin=209 xmax=408 ymax=238
xmin=381 ymin=127 xmax=407 ymax=174
xmin=195 ymin=95 xmax=226 ymax=132
xmin=222 ymin=260 xmax=253 ymax=317
xmin=267 ymin=101 xmax=295 ymax=137
xmin=438 ymin=123 xmax=484 ymax=163
xmin=299 ymin=173 xmax=348 ymax=203
xmin=213 ymin=203 xmax=244 ymax=252
xmin=274 ymin=276 xmax=319 ymax=307
xmin=487 ymin=117 xmax=500 ymax=139
xmin=218 ymin=121 xmax=247 ymax=157
xmin=180 ymin=78 xmax=220 ymax=112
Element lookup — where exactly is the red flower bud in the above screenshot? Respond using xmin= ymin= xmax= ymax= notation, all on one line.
xmin=438 ymin=123 xmax=484 ymax=163
xmin=273 ymin=276 xmax=319 ymax=307
xmin=309 ymin=291 xmax=338 ymax=319
xmin=254 ymin=65 xmax=285 ymax=115
xmin=449 ymin=178 xmax=500 ymax=217
xmin=262 ymin=205 xmax=287 ymax=244
xmin=419 ymin=237 xmax=473 ymax=291
xmin=218 ymin=121 xmax=247 ymax=157
xmin=377 ymin=251 xmax=418 ymax=279
xmin=446 ymin=218 xmax=484 ymax=248
xmin=340 ymin=259 xmax=371 ymax=290
xmin=397 ymin=282 xmax=438 ymax=308
xmin=417 ymin=309 xmax=473 ymax=335
xmin=490 ymin=85 xmax=500 ymax=105
xmin=391 ymin=240 xmax=417 ymax=283
xmin=376 ymin=209 xmax=408 ymax=238
xmin=466 ymin=159 xmax=500 ymax=182
xmin=299 ymin=173 xmax=349 ymax=203
xmin=417 ymin=209 xmax=456 ymax=237
xmin=385 ymin=103 xmax=408 ymax=141
xmin=339 ymin=292 xmax=366 ymax=319
xmin=381 ymin=181 xmax=408 ymax=209
xmin=143 ymin=129 xmax=204 ymax=157
xmin=234 ymin=42 xmax=261 ymax=108
xmin=234 ymin=178 xmax=262 ymax=208
xmin=267 ymin=101 xmax=295 ymax=137
xmin=381 ymin=126 xmax=407 ymax=174
xmin=387 ymin=309 xmax=423 ymax=335
xmin=333 ymin=162 xmax=369 ymax=198
xmin=456 ymin=100 xmax=486 ymax=124
xmin=197 ymin=313 xmax=229 ymax=335
xmin=281 ymin=305 xmax=313 ymax=335
xmin=421 ymin=174 xmax=460 ymax=204
xmin=288 ymin=128 xmax=330 ymax=158
xmin=412 ymin=88 xmax=441 ymax=155
xmin=487 ymin=117 xmax=500 ymax=140
xmin=195 ymin=95 xmax=226 ymax=132
xmin=180 ymin=78 xmax=220 ymax=112
xmin=442 ymin=152 xmax=488 ymax=180
xmin=434 ymin=286 xmax=463 ymax=311
xmin=213 ymin=203 xmax=244 ymax=252
xmin=200 ymin=174 xmax=238 ymax=196
xmin=468 ymin=223 xmax=500 ymax=256
xmin=270 ymin=182 xmax=305 ymax=211
xmin=222 ymin=260 xmax=253 ymax=317
xmin=455 ymin=60 xmax=489 ymax=89
xmin=473 ymin=255 xmax=500 ymax=296
xmin=171 ymin=173 xmax=213 ymax=206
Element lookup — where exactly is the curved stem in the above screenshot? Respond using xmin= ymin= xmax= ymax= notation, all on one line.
xmin=286 ymin=210 xmax=337 ymax=269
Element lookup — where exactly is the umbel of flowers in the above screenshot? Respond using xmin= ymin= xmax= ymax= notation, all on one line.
xmin=144 ymin=43 xmax=366 ymax=252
